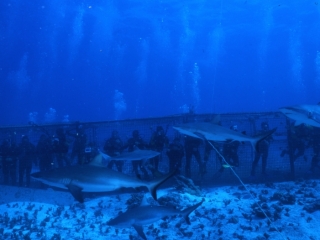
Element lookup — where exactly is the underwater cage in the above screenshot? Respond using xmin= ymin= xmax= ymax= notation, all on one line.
xmin=0 ymin=111 xmax=319 ymax=240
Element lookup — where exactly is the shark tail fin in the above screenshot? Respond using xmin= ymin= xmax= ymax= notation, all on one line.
xmin=251 ymin=127 xmax=277 ymax=152
xmin=181 ymin=200 xmax=203 ymax=224
xmin=147 ymin=169 xmax=177 ymax=201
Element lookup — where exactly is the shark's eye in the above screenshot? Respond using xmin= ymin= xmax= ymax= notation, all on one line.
xmin=308 ymin=112 xmax=313 ymax=118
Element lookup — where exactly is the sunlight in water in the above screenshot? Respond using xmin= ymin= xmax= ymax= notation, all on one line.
xmin=289 ymin=26 xmax=306 ymax=101
xmin=114 ymin=90 xmax=127 ymax=120
xmin=192 ymin=63 xmax=201 ymax=111
xmin=7 ymin=53 xmax=30 ymax=91
xmin=44 ymin=108 xmax=57 ymax=123
xmin=69 ymin=5 xmax=85 ymax=65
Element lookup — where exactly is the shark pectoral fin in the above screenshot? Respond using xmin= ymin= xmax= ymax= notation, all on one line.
xmin=193 ymin=132 xmax=207 ymax=140
xmin=132 ymin=224 xmax=147 ymax=240
xmin=253 ymin=127 xmax=277 ymax=152
xmin=294 ymin=121 xmax=303 ymax=126
xmin=133 ymin=146 xmax=143 ymax=152
xmin=182 ymin=200 xmax=203 ymax=225
xmin=66 ymin=184 xmax=84 ymax=203
xmin=313 ymin=118 xmax=320 ymax=124
xmin=148 ymin=169 xmax=177 ymax=201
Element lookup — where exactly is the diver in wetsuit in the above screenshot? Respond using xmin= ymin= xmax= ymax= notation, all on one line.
xmin=0 ymin=138 xmax=18 ymax=185
xmin=166 ymin=137 xmax=184 ymax=174
xmin=184 ymin=136 xmax=202 ymax=178
xmin=104 ymin=130 xmax=124 ymax=172
xmin=250 ymin=122 xmax=273 ymax=177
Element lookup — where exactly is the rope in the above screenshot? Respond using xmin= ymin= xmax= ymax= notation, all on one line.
xmin=207 ymin=141 xmax=286 ymax=240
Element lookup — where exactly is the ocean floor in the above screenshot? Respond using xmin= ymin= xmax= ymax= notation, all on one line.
xmin=0 ymin=177 xmax=320 ymax=240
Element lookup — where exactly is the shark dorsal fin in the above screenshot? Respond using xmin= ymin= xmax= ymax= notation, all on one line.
xmin=182 ymin=200 xmax=204 ymax=224
xmin=89 ymin=151 xmax=110 ymax=167
xmin=140 ymin=194 xmax=149 ymax=206
xmin=193 ymin=132 xmax=206 ymax=140
xmin=98 ymin=149 xmax=111 ymax=159
xmin=133 ymin=146 xmax=141 ymax=151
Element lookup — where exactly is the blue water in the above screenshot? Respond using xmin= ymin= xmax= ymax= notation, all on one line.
xmin=1 ymin=0 xmax=320 ymax=125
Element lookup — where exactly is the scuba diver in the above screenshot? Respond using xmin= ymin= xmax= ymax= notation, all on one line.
xmin=0 ymin=137 xmax=18 ymax=185
xmin=104 ymin=130 xmax=124 ymax=172
xmin=149 ymin=125 xmax=169 ymax=175
xmin=67 ymin=123 xmax=87 ymax=165
xmin=36 ymin=134 xmax=53 ymax=172
xmin=250 ymin=122 xmax=273 ymax=177
xmin=53 ymin=128 xmax=70 ymax=167
xmin=221 ymin=125 xmax=240 ymax=168
xmin=166 ymin=137 xmax=184 ymax=174
xmin=18 ymin=135 xmax=36 ymax=187
xmin=184 ymin=136 xmax=202 ymax=178
xmin=124 ymin=130 xmax=150 ymax=179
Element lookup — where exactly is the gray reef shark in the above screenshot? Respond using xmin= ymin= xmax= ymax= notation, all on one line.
xmin=107 ymin=200 xmax=203 ymax=240
xmin=31 ymin=154 xmax=176 ymax=203
xmin=173 ymin=122 xmax=276 ymax=152
xmin=279 ymin=104 xmax=320 ymax=128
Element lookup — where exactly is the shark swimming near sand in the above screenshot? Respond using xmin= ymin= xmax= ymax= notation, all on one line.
xmin=173 ymin=121 xmax=276 ymax=152
xmin=31 ymin=154 xmax=176 ymax=203
xmin=279 ymin=104 xmax=320 ymax=128
xmin=107 ymin=200 xmax=203 ymax=240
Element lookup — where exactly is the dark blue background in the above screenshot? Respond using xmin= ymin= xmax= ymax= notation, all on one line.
xmin=1 ymin=0 xmax=320 ymax=125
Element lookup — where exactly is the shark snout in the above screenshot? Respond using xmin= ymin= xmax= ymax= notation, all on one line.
xmin=279 ymin=106 xmax=304 ymax=113
xmin=279 ymin=106 xmax=295 ymax=113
